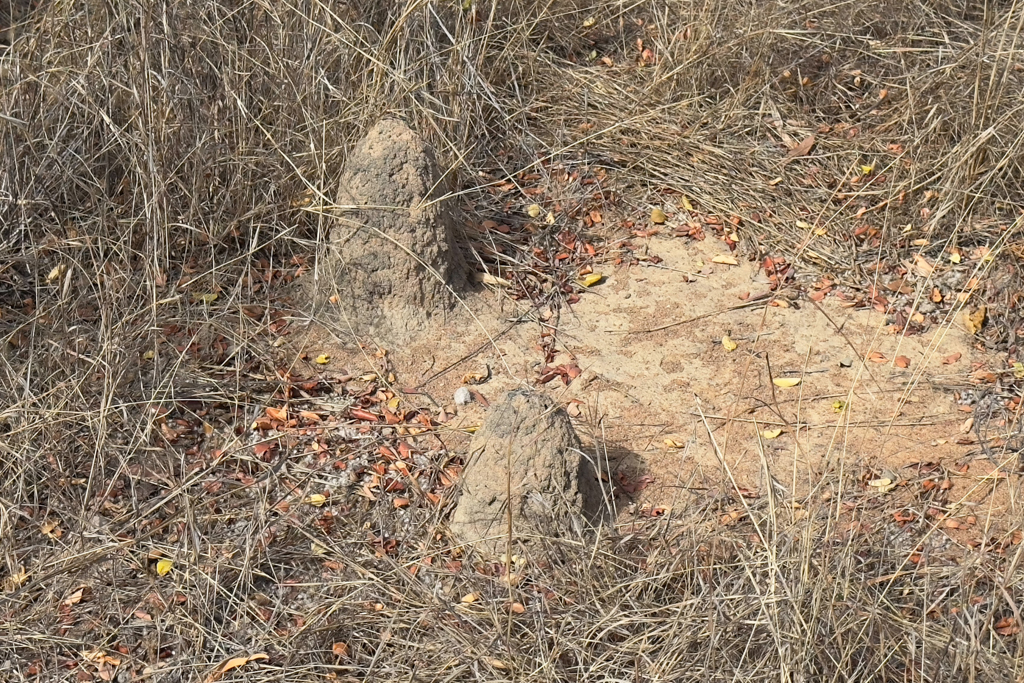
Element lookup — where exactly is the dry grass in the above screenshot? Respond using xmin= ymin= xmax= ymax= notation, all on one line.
xmin=3 ymin=0 xmax=1024 ymax=681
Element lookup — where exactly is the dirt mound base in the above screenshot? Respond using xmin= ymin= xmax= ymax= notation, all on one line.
xmin=328 ymin=118 xmax=465 ymax=341
xmin=450 ymin=389 xmax=605 ymax=553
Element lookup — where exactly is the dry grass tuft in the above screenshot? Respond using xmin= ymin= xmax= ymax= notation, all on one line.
xmin=3 ymin=0 xmax=1024 ymax=680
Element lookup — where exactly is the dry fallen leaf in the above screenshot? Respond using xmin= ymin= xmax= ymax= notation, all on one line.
xmin=782 ymin=134 xmax=816 ymax=164
xmin=930 ymin=287 xmax=943 ymax=303
xmin=578 ymin=273 xmax=603 ymax=287
xmin=965 ymin=306 xmax=986 ymax=334
xmin=650 ymin=208 xmax=667 ymax=224
xmin=461 ymin=592 xmax=478 ymax=604
xmin=305 ymin=494 xmax=327 ymax=507
xmin=867 ymin=351 xmax=886 ymax=363
xmin=266 ymin=406 xmax=287 ymax=422
xmin=681 ymin=196 xmax=694 ymax=212
xmin=473 ymin=271 xmax=512 ymax=287
xmin=483 ymin=658 xmax=508 ymax=670
xmin=332 ymin=642 xmax=349 ymax=658
xmin=46 ymin=264 xmax=66 ymax=283
xmin=711 ymin=254 xmax=738 ymax=265
xmin=832 ymin=400 xmax=846 ymax=413
xmin=912 ymin=253 xmax=933 ymax=277
xmin=314 ymin=354 xmax=331 ymax=365
xmin=894 ymin=355 xmax=911 ymax=369
xmin=206 ymin=653 xmax=269 ymax=683
xmin=527 ymin=204 xmax=542 ymax=218
xmin=942 ymin=352 xmax=962 ymax=365
xmin=155 ymin=559 xmax=173 ymax=576
xmin=664 ymin=438 xmax=685 ymax=448
xmin=721 ymin=335 xmax=738 ymax=352
xmin=762 ymin=428 xmax=783 ymax=439
xmin=773 ymin=377 xmax=801 ymax=388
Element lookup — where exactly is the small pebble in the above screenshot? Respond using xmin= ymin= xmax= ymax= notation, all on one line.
xmin=839 ymin=358 xmax=853 ymax=368
xmin=454 ymin=387 xmax=473 ymax=406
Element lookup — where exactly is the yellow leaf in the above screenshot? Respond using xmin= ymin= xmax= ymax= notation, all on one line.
xmin=650 ymin=208 xmax=667 ymax=224
xmin=949 ymin=251 xmax=961 ymax=264
xmin=46 ymin=264 xmax=66 ymax=283
xmin=832 ymin=400 xmax=846 ymax=413
xmin=663 ymin=438 xmax=685 ymax=449
xmin=305 ymin=494 xmax=327 ymax=507
xmin=527 ymin=204 xmax=542 ymax=218
xmin=860 ymin=164 xmax=874 ymax=175
xmin=387 ymin=396 xmax=401 ymax=410
xmin=795 ymin=220 xmax=812 ymax=229
xmin=813 ymin=227 xmax=827 ymax=237
xmin=681 ymin=196 xmax=694 ymax=212
xmin=1013 ymin=362 xmax=1024 ymax=380
xmin=711 ymin=255 xmax=738 ymax=265
xmin=193 ymin=292 xmax=218 ymax=304
xmin=578 ymin=273 xmax=603 ymax=287
xmin=964 ymin=306 xmax=986 ymax=334
xmin=761 ymin=428 xmax=783 ymax=439
xmin=773 ymin=377 xmax=801 ymax=388
xmin=461 ymin=592 xmax=478 ymax=604
xmin=156 ymin=559 xmax=173 ymax=576
xmin=582 ymin=16 xmax=595 ymax=27
xmin=315 ymin=354 xmax=331 ymax=365
xmin=721 ymin=335 xmax=738 ymax=352
xmin=545 ymin=211 xmax=556 ymax=225
xmin=464 ymin=425 xmax=479 ymax=434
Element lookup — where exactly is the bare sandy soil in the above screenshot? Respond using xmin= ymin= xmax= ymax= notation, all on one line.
xmin=309 ymin=233 xmax=1017 ymax=541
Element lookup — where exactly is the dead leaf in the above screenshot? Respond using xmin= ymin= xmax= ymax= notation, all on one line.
xmin=483 ymin=658 xmax=508 ymax=670
xmin=589 ymin=209 xmax=603 ymax=224
xmin=315 ymin=354 xmax=331 ymax=365
xmin=650 ymin=208 xmax=667 ymax=224
xmin=912 ymin=254 xmax=934 ymax=277
xmin=762 ymin=428 xmax=783 ymax=439
xmin=930 ymin=287 xmax=943 ymax=303
xmin=773 ymin=377 xmax=801 ymax=388
xmin=942 ymin=352 xmax=962 ymax=365
xmin=868 ymin=351 xmax=886 ymax=363
xmin=63 ymin=587 xmax=86 ymax=606
xmin=473 ymin=272 xmax=512 ymax=287
xmin=461 ymin=592 xmax=478 ymax=604
xmin=782 ymin=134 xmax=815 ymax=165
xmin=155 ymin=559 xmax=173 ymax=576
xmin=711 ymin=254 xmax=738 ymax=265
xmin=995 ymin=617 xmax=1020 ymax=636
xmin=894 ymin=355 xmax=911 ymax=369
xmin=721 ymin=335 xmax=738 ymax=352
xmin=265 ymin=406 xmax=287 ymax=422
xmin=332 ymin=642 xmax=349 ymax=658
xmin=527 ymin=204 xmax=542 ymax=218
xmin=305 ymin=493 xmax=328 ymax=507
xmin=578 ymin=272 xmax=603 ymax=287
xmin=206 ymin=654 xmax=269 ymax=683
xmin=40 ymin=519 xmax=62 ymax=539
xmin=965 ymin=306 xmax=986 ymax=334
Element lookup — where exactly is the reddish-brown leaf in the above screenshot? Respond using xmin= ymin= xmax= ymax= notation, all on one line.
xmin=265 ymin=407 xmax=287 ymax=422
xmin=942 ymin=352 xmax=962 ymax=365
xmin=868 ymin=351 xmax=886 ymax=363
xmin=349 ymin=408 xmax=379 ymax=422
xmin=894 ymin=355 xmax=911 ymax=369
